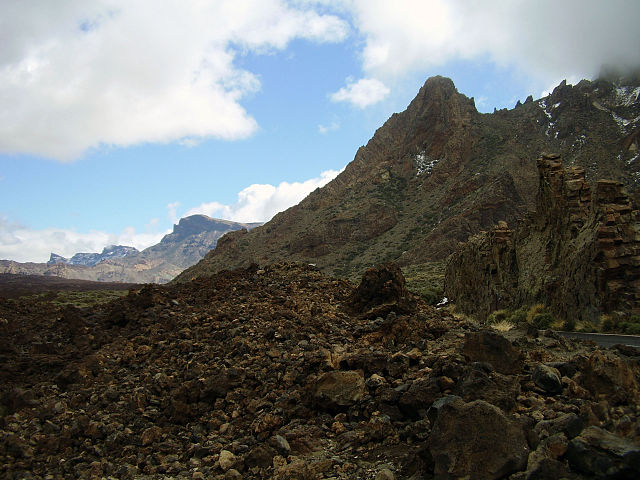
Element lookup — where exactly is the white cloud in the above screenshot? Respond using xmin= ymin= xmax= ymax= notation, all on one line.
xmin=0 ymin=215 xmax=166 ymax=263
xmin=330 ymin=77 xmax=390 ymax=108
xmin=0 ymin=0 xmax=349 ymax=161
xmin=167 ymin=202 xmax=181 ymax=224
xmin=318 ymin=120 xmax=340 ymax=134
xmin=342 ymin=0 xmax=640 ymax=88
xmin=185 ymin=168 xmax=343 ymax=223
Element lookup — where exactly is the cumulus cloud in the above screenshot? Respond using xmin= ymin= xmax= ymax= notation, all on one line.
xmin=330 ymin=77 xmax=390 ymax=108
xmin=0 ymin=215 xmax=166 ymax=263
xmin=343 ymin=0 xmax=640 ymax=87
xmin=185 ymin=168 xmax=343 ymax=223
xmin=0 ymin=0 xmax=348 ymax=161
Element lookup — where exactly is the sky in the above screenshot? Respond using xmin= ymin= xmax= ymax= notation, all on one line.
xmin=1 ymin=0 xmax=640 ymax=262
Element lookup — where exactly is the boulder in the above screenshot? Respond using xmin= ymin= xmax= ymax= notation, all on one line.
xmin=575 ymin=351 xmax=639 ymax=404
xmin=566 ymin=426 xmax=640 ymax=478
xmin=349 ymin=263 xmax=415 ymax=314
xmin=454 ymin=364 xmax=520 ymax=412
xmin=428 ymin=399 xmax=529 ymax=479
xmin=461 ymin=331 xmax=524 ymax=374
xmin=313 ymin=370 xmax=365 ymax=411
xmin=532 ymin=364 xmax=563 ymax=394
xmin=398 ymin=376 xmax=441 ymax=419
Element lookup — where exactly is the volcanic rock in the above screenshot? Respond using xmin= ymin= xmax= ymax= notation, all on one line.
xmin=532 ymin=364 xmax=563 ymax=394
xmin=566 ymin=426 xmax=640 ymax=478
xmin=428 ymin=399 xmax=529 ymax=480
xmin=461 ymin=331 xmax=524 ymax=374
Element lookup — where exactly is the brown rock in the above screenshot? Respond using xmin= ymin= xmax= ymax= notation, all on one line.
xmin=461 ymin=331 xmax=524 ymax=375
xmin=349 ymin=263 xmax=415 ymax=314
xmin=428 ymin=399 xmax=529 ymax=480
xmin=575 ymin=351 xmax=640 ymax=404
xmin=313 ymin=370 xmax=366 ymax=411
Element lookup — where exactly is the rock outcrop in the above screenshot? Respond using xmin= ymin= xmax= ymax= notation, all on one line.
xmin=445 ymin=154 xmax=640 ymax=322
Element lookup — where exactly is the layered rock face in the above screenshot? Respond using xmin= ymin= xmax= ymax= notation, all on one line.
xmin=445 ymin=154 xmax=640 ymax=321
xmin=177 ymin=74 xmax=640 ymax=283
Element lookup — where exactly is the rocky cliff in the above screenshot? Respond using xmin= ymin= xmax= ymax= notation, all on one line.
xmin=0 ymin=215 xmax=260 ymax=283
xmin=445 ymin=154 xmax=640 ymax=322
xmin=176 ymin=74 xmax=640 ymax=283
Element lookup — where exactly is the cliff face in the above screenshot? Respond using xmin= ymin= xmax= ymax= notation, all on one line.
xmin=445 ymin=154 xmax=640 ymax=321
xmin=176 ymin=74 xmax=640 ymax=283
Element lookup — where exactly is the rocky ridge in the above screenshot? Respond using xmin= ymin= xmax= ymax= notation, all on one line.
xmin=176 ymin=74 xmax=640 ymax=283
xmin=0 ymin=215 xmax=260 ymax=284
xmin=445 ymin=153 xmax=640 ymax=322
xmin=2 ymin=263 xmax=640 ymax=478
xmin=48 ymin=245 xmax=140 ymax=267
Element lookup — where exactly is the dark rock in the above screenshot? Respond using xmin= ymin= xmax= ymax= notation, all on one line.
xmin=461 ymin=331 xmax=524 ymax=374
xmin=398 ymin=377 xmax=441 ymax=419
xmin=566 ymin=426 xmax=640 ymax=478
xmin=428 ymin=399 xmax=529 ymax=479
xmin=575 ymin=351 xmax=640 ymax=404
xmin=244 ymin=444 xmax=276 ymax=469
xmin=349 ymin=263 xmax=415 ymax=314
xmin=426 ymin=394 xmax=462 ymax=424
xmin=532 ymin=364 xmax=563 ymax=394
xmin=313 ymin=370 xmax=366 ymax=411
xmin=534 ymin=412 xmax=584 ymax=440
xmin=454 ymin=364 xmax=520 ymax=412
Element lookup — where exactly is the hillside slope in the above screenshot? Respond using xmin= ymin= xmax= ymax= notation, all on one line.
xmin=176 ymin=74 xmax=640 ymax=283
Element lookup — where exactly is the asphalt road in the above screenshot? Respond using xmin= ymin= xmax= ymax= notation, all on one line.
xmin=557 ymin=331 xmax=640 ymax=349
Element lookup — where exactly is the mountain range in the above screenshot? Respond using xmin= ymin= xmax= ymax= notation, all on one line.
xmin=175 ymin=73 xmax=640 ymax=283
xmin=0 ymin=215 xmax=260 ymax=283
xmin=48 ymin=245 xmax=140 ymax=267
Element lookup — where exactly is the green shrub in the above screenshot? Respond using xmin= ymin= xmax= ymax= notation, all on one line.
xmin=625 ymin=323 xmax=640 ymax=335
xmin=487 ymin=309 xmax=510 ymax=324
xmin=509 ymin=307 xmax=528 ymax=325
xmin=531 ymin=312 xmax=555 ymax=329
xmin=418 ymin=287 xmax=444 ymax=306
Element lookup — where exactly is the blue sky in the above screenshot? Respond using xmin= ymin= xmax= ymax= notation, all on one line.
xmin=1 ymin=0 xmax=639 ymax=262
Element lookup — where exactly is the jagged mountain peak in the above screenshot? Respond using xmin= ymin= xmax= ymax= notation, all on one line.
xmin=175 ymin=73 xmax=640 ymax=283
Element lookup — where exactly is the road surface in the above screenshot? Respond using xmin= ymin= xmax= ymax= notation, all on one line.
xmin=557 ymin=331 xmax=640 ymax=349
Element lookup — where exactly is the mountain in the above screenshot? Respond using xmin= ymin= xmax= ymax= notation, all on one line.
xmin=48 ymin=245 xmax=139 ymax=266
xmin=175 ymin=74 xmax=640 ymax=283
xmin=0 ymin=215 xmax=261 ymax=283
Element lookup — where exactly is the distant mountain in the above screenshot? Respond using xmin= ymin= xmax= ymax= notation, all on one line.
xmin=48 ymin=245 xmax=139 ymax=266
xmin=175 ymin=73 xmax=640 ymax=283
xmin=1 ymin=215 xmax=261 ymax=283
